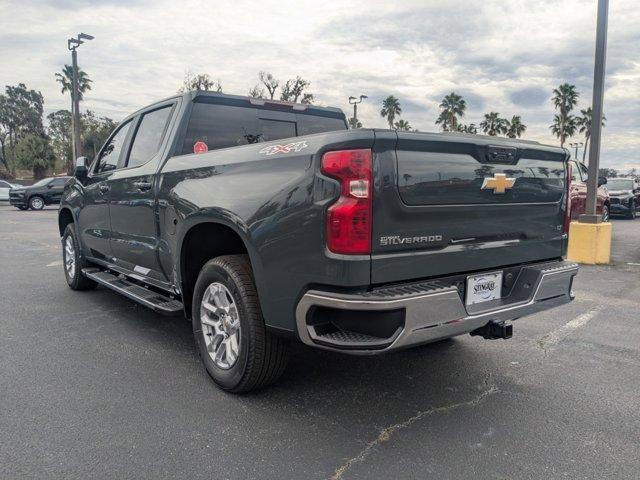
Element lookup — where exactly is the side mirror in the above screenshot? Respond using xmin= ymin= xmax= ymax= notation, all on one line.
xmin=597 ymin=176 xmax=607 ymax=187
xmin=74 ymin=156 xmax=88 ymax=179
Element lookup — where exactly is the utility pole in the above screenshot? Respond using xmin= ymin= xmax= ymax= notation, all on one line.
xmin=348 ymin=95 xmax=367 ymax=126
xmin=580 ymin=0 xmax=608 ymax=224
xmin=67 ymin=32 xmax=94 ymax=165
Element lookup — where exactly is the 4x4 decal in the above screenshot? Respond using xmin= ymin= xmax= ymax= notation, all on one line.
xmin=259 ymin=141 xmax=308 ymax=156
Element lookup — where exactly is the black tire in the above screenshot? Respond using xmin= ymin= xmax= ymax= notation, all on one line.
xmin=62 ymin=224 xmax=97 ymax=290
xmin=29 ymin=195 xmax=44 ymax=210
xmin=627 ymin=200 xmax=636 ymax=220
xmin=192 ymin=255 xmax=288 ymax=393
xmin=601 ymin=204 xmax=610 ymax=222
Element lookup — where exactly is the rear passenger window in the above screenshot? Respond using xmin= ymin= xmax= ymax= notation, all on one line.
xmin=128 ymin=106 xmax=173 ymax=168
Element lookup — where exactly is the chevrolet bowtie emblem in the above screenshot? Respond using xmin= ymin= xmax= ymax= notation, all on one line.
xmin=481 ymin=173 xmax=516 ymax=194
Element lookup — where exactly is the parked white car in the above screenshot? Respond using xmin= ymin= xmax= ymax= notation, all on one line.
xmin=0 ymin=180 xmax=20 ymax=201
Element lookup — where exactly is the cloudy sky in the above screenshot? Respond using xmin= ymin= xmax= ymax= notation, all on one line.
xmin=1 ymin=0 xmax=638 ymax=170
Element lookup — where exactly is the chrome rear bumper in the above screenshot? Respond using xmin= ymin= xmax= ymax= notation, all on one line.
xmin=295 ymin=260 xmax=578 ymax=354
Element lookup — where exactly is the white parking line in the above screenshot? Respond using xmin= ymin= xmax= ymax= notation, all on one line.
xmin=538 ymin=307 xmax=601 ymax=348
xmin=46 ymin=260 xmax=63 ymax=267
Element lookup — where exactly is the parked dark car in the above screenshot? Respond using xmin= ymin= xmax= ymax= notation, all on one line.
xmin=58 ymin=91 xmax=578 ymax=393
xmin=605 ymin=177 xmax=640 ymax=219
xmin=9 ymin=176 xmax=72 ymax=210
xmin=568 ymin=160 xmax=610 ymax=221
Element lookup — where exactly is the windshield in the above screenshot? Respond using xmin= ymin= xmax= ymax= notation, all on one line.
xmin=29 ymin=178 xmax=52 ymax=188
xmin=606 ymin=179 xmax=634 ymax=190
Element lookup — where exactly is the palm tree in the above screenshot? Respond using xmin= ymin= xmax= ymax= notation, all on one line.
xmin=436 ymin=92 xmax=466 ymax=131
xmin=394 ymin=119 xmax=411 ymax=131
xmin=55 ymin=64 xmax=92 ymax=102
xmin=576 ymin=107 xmax=606 ymax=162
xmin=456 ymin=123 xmax=477 ymax=134
xmin=380 ymin=96 xmax=402 ymax=130
xmin=550 ymin=83 xmax=579 ymax=147
xmin=550 ymin=114 xmax=578 ymax=146
xmin=348 ymin=117 xmax=362 ymax=129
xmin=480 ymin=112 xmax=508 ymax=136
xmin=506 ymin=115 xmax=527 ymax=138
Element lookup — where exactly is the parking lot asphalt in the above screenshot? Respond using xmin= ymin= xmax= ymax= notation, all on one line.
xmin=0 ymin=204 xmax=639 ymax=480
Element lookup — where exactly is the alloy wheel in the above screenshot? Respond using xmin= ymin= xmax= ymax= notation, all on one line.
xmin=200 ymin=282 xmax=241 ymax=369
xmin=30 ymin=197 xmax=43 ymax=210
xmin=64 ymin=236 xmax=76 ymax=279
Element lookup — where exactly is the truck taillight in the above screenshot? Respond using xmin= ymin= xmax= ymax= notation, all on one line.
xmin=563 ymin=162 xmax=572 ymax=235
xmin=321 ymin=149 xmax=372 ymax=255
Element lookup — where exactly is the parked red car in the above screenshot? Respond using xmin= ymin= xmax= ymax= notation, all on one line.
xmin=569 ymin=160 xmax=610 ymax=221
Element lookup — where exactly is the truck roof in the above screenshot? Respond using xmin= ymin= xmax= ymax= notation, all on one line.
xmin=133 ymin=91 xmax=346 ymax=120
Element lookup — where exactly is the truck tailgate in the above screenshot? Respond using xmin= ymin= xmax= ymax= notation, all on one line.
xmin=371 ymin=132 xmax=568 ymax=284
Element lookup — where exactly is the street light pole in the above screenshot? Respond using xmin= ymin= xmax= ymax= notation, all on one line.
xmin=569 ymin=142 xmax=583 ymax=160
xmin=71 ymin=46 xmax=80 ymax=163
xmin=348 ymin=95 xmax=367 ymax=126
xmin=67 ymin=32 xmax=94 ymax=167
xmin=580 ymin=0 xmax=608 ymax=224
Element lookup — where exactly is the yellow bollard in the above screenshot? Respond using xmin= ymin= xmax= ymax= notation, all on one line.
xmin=567 ymin=221 xmax=612 ymax=264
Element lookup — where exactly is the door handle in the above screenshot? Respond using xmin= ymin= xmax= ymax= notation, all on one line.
xmin=99 ymin=184 xmax=110 ymax=193
xmin=133 ymin=181 xmax=152 ymax=191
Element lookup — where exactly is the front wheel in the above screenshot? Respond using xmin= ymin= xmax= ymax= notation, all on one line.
xmin=601 ymin=204 xmax=610 ymax=222
xmin=62 ymin=224 xmax=97 ymax=290
xmin=29 ymin=196 xmax=44 ymax=210
xmin=192 ymin=255 xmax=288 ymax=393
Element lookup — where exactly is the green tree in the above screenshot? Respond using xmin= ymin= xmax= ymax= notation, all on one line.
xmin=394 ymin=119 xmax=411 ymax=131
xmin=480 ymin=112 xmax=508 ymax=136
xmin=259 ymin=71 xmax=279 ymax=99
xmin=576 ymin=107 xmax=606 ymax=162
xmin=0 ymin=83 xmax=45 ymax=173
xmin=506 ymin=115 xmax=527 ymax=138
xmin=435 ymin=92 xmax=466 ymax=131
xmin=81 ymin=110 xmax=117 ymax=159
xmin=550 ymin=83 xmax=579 ymax=147
xmin=47 ymin=110 xmax=73 ymax=173
xmin=179 ymin=72 xmax=222 ymax=93
xmin=14 ymin=133 xmax=55 ymax=179
xmin=348 ymin=117 xmax=362 ymax=129
xmin=55 ymin=64 xmax=93 ymax=102
xmin=280 ymin=77 xmax=313 ymax=104
xmin=380 ymin=96 xmax=402 ymax=130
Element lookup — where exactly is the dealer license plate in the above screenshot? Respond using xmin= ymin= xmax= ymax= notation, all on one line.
xmin=465 ymin=271 xmax=503 ymax=306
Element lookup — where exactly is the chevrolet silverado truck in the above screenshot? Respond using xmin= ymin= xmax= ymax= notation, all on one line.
xmin=59 ymin=91 xmax=578 ymax=393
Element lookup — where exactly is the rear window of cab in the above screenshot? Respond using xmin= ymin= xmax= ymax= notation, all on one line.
xmin=180 ymin=101 xmax=346 ymax=155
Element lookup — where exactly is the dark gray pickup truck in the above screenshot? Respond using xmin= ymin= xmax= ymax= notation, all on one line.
xmin=59 ymin=91 xmax=578 ymax=392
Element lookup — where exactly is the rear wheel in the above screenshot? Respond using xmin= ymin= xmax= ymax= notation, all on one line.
xmin=601 ymin=204 xmax=610 ymax=222
xmin=192 ymin=255 xmax=288 ymax=393
xmin=62 ymin=224 xmax=97 ymax=290
xmin=29 ymin=196 xmax=44 ymax=210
